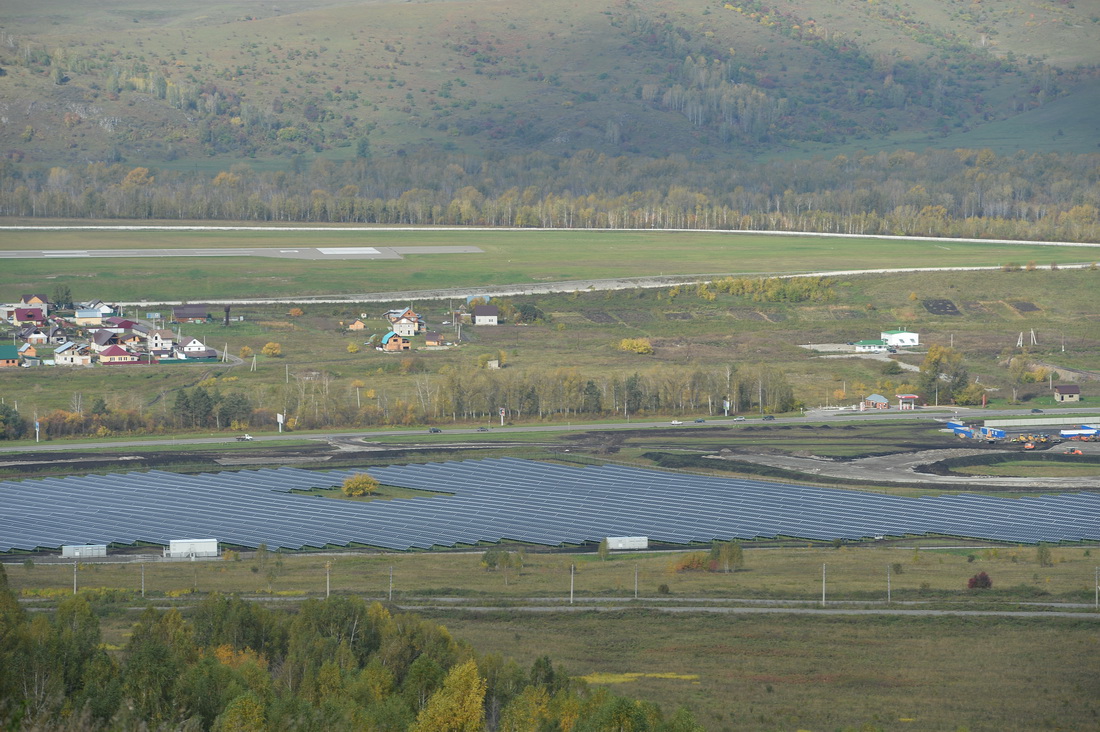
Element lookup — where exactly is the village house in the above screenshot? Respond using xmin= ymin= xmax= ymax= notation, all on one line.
xmin=383 ymin=307 xmax=425 ymax=337
xmin=178 ymin=336 xmax=215 ymax=359
xmin=17 ymin=325 xmax=50 ymax=345
xmin=18 ymin=343 xmax=37 ymax=360
xmin=12 ymin=308 xmax=46 ymax=326
xmin=1054 ymin=384 xmax=1081 ymax=403
xmin=381 ymin=331 xmax=411 ymax=352
xmin=98 ymin=345 xmax=140 ymax=364
xmin=0 ymin=345 xmax=19 ymax=367
xmin=146 ymin=329 xmax=176 ymax=355
xmin=54 ymin=342 xmax=93 ymax=367
xmin=424 ymin=331 xmax=444 ymax=347
xmin=473 ymin=304 xmax=500 ymax=325
xmin=91 ymin=330 xmax=123 ymax=352
xmin=173 ymin=305 xmax=211 ymax=324
xmin=73 ymin=308 xmax=105 ymax=326
xmin=78 ymin=300 xmax=114 ymax=316
xmin=19 ymin=294 xmax=49 ymax=317
xmin=347 ymin=319 xmax=367 ymax=331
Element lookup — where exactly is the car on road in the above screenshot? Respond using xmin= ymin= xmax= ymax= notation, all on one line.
xmin=476 ymin=426 xmax=490 ymax=432
xmin=1030 ymin=408 xmax=1044 ymax=413
xmin=761 ymin=415 xmax=776 ymax=421
xmin=732 ymin=416 xmax=746 ymax=422
xmin=694 ymin=418 xmax=706 ymax=423
xmin=428 ymin=427 xmax=442 ymax=433
xmin=670 ymin=420 xmax=683 ymax=426
xmin=236 ymin=434 xmax=253 ymax=441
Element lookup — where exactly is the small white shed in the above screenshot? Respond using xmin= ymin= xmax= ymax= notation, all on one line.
xmin=606 ymin=536 xmax=649 ymax=550
xmin=62 ymin=544 xmax=107 ymax=558
xmin=164 ymin=539 xmax=219 ymax=558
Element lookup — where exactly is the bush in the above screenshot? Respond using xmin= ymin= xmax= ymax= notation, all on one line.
xmin=617 ymin=338 xmax=654 ymax=355
xmin=341 ymin=473 xmax=379 ymax=497
xmin=657 ymin=583 xmax=671 ymax=595
xmin=967 ymin=571 xmax=992 ymax=590
xmin=261 ymin=342 xmax=282 ymax=357
xmin=670 ymin=552 xmax=708 ymax=572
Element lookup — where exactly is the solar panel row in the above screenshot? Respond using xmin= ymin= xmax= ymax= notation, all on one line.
xmin=0 ymin=458 xmax=1096 ymax=553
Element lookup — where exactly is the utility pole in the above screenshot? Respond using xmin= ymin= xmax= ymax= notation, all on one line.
xmin=821 ymin=563 xmax=826 ymax=607
xmin=73 ymin=560 xmax=78 ymax=594
xmin=570 ymin=564 xmax=575 ymax=605
xmin=325 ymin=561 xmax=332 ymax=598
xmin=886 ymin=564 xmax=891 ymax=604
xmin=634 ymin=564 xmax=639 ymax=600
xmin=388 ymin=566 xmax=393 ymax=601
xmin=141 ymin=563 xmax=145 ymax=598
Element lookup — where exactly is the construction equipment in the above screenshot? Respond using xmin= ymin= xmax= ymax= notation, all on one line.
xmin=1023 ymin=442 xmax=1036 ymax=450
xmin=1064 ymin=448 xmax=1083 ymax=455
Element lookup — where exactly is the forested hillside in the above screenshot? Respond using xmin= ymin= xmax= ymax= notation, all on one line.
xmin=1 ymin=0 xmax=1098 ymax=239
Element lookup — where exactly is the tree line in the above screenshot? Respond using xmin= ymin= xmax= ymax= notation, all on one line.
xmin=0 ymin=147 xmax=1097 ymax=241
xmin=0 ymin=565 xmax=702 ymax=731
xmin=13 ymin=363 xmax=801 ymax=439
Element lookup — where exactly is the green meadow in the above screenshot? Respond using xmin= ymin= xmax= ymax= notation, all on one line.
xmin=1 ymin=228 xmax=1097 ymax=302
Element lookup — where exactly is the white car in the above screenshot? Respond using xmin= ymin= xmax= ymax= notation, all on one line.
xmin=732 ymin=416 xmax=746 ymax=422
xmin=670 ymin=420 xmax=683 ymax=426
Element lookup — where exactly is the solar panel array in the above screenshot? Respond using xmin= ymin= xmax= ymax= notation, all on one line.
xmin=1 ymin=458 xmax=1096 ymax=552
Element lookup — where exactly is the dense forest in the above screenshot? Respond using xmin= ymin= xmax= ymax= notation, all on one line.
xmin=0 ymin=565 xmax=702 ymax=731
xmin=1 ymin=147 xmax=1098 ymax=241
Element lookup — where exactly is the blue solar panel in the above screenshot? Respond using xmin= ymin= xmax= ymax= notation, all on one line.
xmin=0 ymin=459 xmax=1097 ymax=553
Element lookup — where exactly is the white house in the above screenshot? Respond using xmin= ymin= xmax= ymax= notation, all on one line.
xmin=382 ymin=307 xmax=425 ymax=337
xmin=880 ymin=330 xmax=919 ymax=347
xmin=473 ymin=304 xmax=500 ymax=325
xmin=178 ymin=336 xmax=215 ymax=358
xmin=146 ymin=329 xmax=176 ymax=353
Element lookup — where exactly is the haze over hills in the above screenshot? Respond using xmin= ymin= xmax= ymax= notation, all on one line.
xmin=1 ymin=0 xmax=1098 ymax=166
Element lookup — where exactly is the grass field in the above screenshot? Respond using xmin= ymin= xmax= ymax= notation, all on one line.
xmin=8 ymin=544 xmax=1096 ymax=606
xmin=7 ymin=546 xmax=1098 ymax=730
xmin=1 ymin=262 xmax=1098 ymax=436
xmin=1 ymin=228 xmax=1098 ymax=302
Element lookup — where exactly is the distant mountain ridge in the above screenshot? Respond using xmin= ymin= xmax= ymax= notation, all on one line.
xmin=0 ymin=0 xmax=1097 ymax=166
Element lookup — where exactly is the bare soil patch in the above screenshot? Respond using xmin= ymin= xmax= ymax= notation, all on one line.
xmin=1008 ymin=301 xmax=1040 ymax=313
xmin=582 ymin=311 xmax=616 ymax=323
xmin=923 ymin=299 xmax=961 ymax=316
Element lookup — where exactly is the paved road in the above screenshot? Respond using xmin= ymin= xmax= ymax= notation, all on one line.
xmin=0 ymin=407 xmax=1094 ymax=454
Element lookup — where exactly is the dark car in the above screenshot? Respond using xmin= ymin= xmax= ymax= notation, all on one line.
xmin=761 ymin=415 xmax=776 ymax=421
xmin=1030 ymin=408 xmax=1044 ymax=413
xmin=694 ymin=418 xmax=706 ymax=423
xmin=476 ymin=426 xmax=490 ymax=432
xmin=428 ymin=427 xmax=442 ymax=433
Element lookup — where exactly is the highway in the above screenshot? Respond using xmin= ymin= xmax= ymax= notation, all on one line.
xmin=1 ymin=407 xmax=1095 ymax=454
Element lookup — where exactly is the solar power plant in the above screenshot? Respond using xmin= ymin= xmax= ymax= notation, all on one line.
xmin=1 ymin=458 xmax=1097 ymax=553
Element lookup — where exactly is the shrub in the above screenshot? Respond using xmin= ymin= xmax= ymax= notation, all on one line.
xmin=657 ymin=583 xmax=671 ymax=595
xmin=341 ymin=473 xmax=379 ymax=497
xmin=261 ymin=342 xmax=282 ymax=357
xmin=967 ymin=571 xmax=992 ymax=590
xmin=670 ymin=552 xmax=708 ymax=572
xmin=617 ymin=338 xmax=654 ymax=355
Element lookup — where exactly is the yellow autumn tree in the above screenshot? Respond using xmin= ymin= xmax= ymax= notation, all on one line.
xmin=411 ymin=659 xmax=486 ymax=732
xmin=261 ymin=342 xmax=282 ymax=357
xmin=342 ymin=473 xmax=379 ymax=497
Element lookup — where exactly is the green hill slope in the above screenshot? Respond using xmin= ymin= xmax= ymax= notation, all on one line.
xmin=1 ymin=0 xmax=1096 ymax=165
